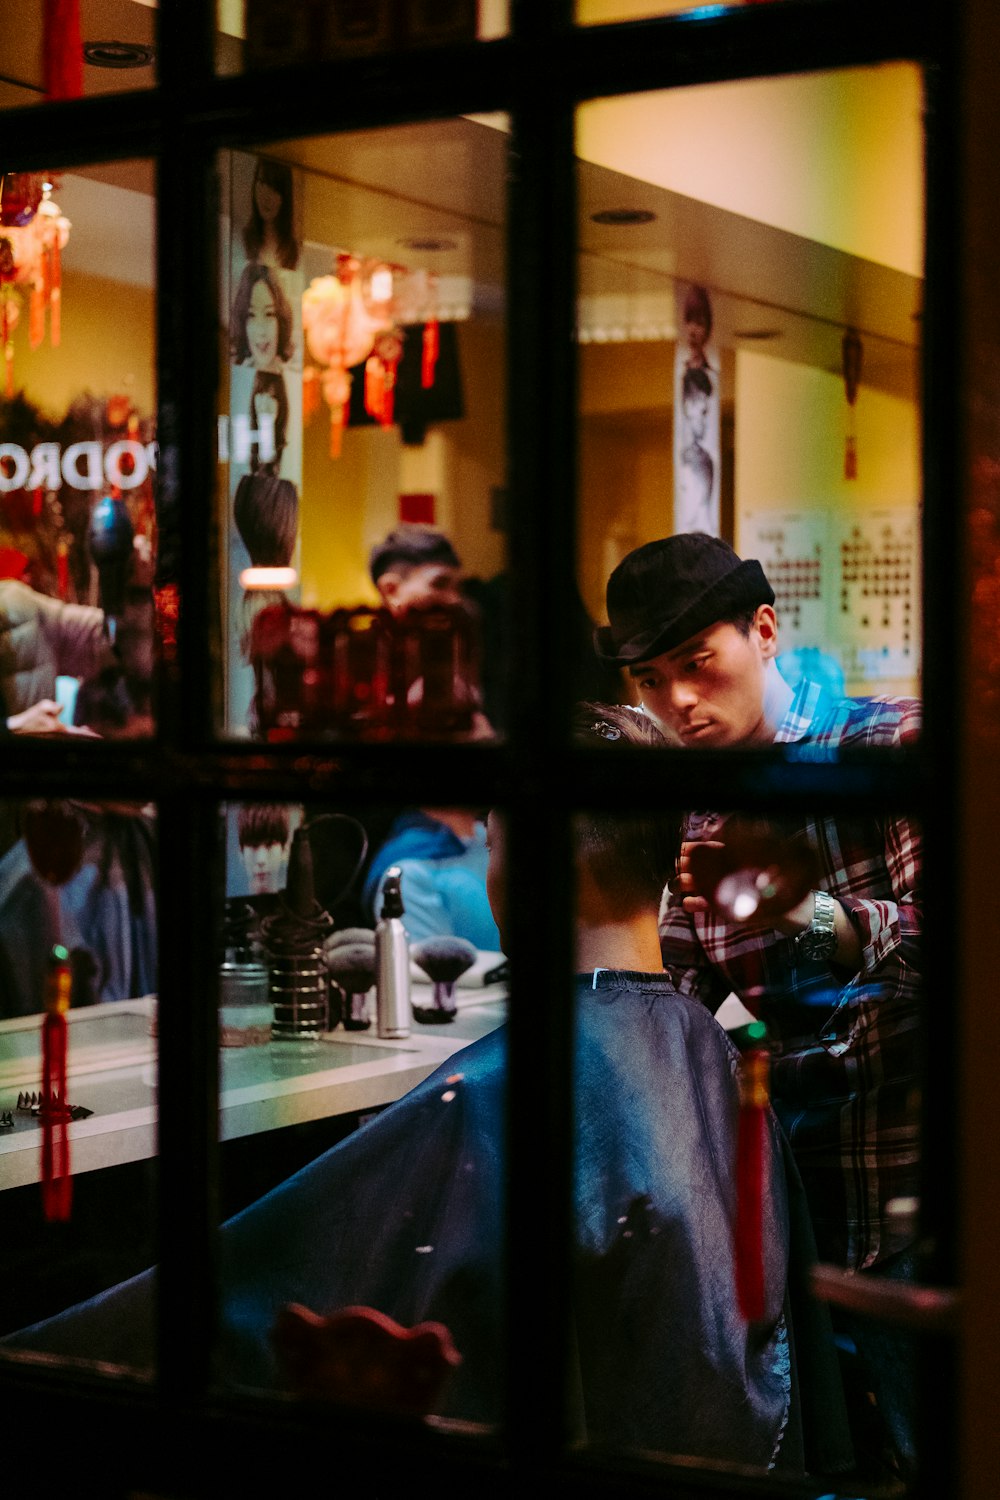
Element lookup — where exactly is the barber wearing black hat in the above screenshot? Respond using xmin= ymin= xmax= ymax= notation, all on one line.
xmin=596 ymin=532 xmax=922 ymax=1480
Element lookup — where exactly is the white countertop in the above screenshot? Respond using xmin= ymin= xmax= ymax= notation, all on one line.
xmin=0 ymin=969 xmax=507 ymax=1191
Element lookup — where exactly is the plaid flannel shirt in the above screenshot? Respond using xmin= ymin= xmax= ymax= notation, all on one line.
xmin=660 ymin=680 xmax=922 ymax=1270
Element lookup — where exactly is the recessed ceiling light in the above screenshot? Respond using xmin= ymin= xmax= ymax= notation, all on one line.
xmin=83 ymin=40 xmax=155 ymax=69
xmin=590 ymin=209 xmax=656 ymax=227
xmin=735 ymin=328 xmax=781 ymax=341
xmin=399 ymin=236 xmax=458 ymax=253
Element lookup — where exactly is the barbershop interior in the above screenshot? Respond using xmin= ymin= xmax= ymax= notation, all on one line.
xmin=0 ymin=0 xmax=997 ymax=1496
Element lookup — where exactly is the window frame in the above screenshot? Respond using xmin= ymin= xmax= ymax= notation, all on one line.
xmin=0 ymin=1 xmax=956 ymax=1494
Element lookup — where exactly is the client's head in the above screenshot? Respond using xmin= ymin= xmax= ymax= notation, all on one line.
xmin=485 ymin=702 xmax=679 ymax=956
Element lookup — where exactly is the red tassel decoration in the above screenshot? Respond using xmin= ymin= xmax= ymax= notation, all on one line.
xmin=49 ymin=241 xmax=61 ymax=346
xmin=44 ymin=0 xmax=84 ymax=101
xmin=29 ymin=282 xmax=44 ymax=348
xmin=421 ymin=319 xmax=439 ymax=390
xmin=1 ymin=301 xmax=11 ymax=398
xmin=40 ymin=944 xmax=73 ymax=1222
xmin=364 ymin=353 xmax=385 ymax=423
xmin=56 ymin=538 xmax=69 ymax=599
xmin=733 ymin=1020 xmax=770 ymax=1322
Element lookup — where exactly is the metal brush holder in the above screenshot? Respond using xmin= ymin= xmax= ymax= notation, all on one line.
xmin=267 ymin=946 xmax=329 ymax=1039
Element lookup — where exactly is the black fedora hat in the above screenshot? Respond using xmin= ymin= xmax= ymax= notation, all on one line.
xmin=594 ymin=533 xmax=774 ymax=666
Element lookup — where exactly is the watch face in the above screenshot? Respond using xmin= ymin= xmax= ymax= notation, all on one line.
xmin=797 ymin=928 xmax=837 ymax=960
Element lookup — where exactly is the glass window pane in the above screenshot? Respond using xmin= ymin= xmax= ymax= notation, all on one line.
xmin=0 ymin=797 xmax=158 ymax=1378
xmin=216 ymin=0 xmax=509 ymax=78
xmin=576 ymin=65 xmax=924 ymax=741
xmin=567 ymin=761 xmax=921 ymax=1478
xmin=212 ymin=799 xmax=506 ymax=1425
xmin=215 ymin=121 xmax=508 ymax=742
xmin=0 ymin=159 xmax=157 ymax=739
xmin=575 ymin=0 xmax=810 ymax=23
xmin=0 ymin=6 xmax=155 ymax=110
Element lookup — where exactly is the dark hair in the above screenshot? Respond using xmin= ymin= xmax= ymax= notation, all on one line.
xmin=234 ymin=472 xmax=298 ymax=567
xmin=229 ymin=263 xmax=295 ymax=366
xmin=237 ymin=803 xmax=293 ymax=850
xmin=571 ymin=701 xmax=680 ymax=909
xmin=250 ymin=370 xmax=290 ymax=473
xmin=683 ymin=283 xmax=713 ymax=339
xmin=368 ymin=524 xmax=461 ymax=585
xmin=682 ymin=364 xmax=713 ymax=402
xmin=242 ymin=158 xmax=299 ymax=271
xmin=718 ymin=606 xmax=759 ymax=637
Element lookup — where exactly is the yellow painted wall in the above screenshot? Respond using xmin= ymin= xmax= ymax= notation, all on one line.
xmin=298 ymin=318 xmax=507 ymax=607
xmin=576 ymin=63 xmax=924 ymax=277
xmin=10 ymin=270 xmax=156 ymax=422
xmin=734 ymin=346 xmax=920 ymax=518
xmin=734 ymin=345 xmax=921 ymax=695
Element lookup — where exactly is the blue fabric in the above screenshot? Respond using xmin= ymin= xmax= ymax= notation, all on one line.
xmin=363 ymin=812 xmax=499 ymax=950
xmin=0 ymin=827 xmax=157 ymax=1017
xmin=4 ymin=972 xmax=851 ymax=1472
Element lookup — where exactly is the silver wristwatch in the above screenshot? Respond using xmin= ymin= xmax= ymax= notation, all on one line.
xmin=794 ymin=889 xmax=838 ymax=961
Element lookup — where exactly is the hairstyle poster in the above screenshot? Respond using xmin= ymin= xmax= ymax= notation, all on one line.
xmin=224 ymin=151 xmax=305 ymax=736
xmin=673 ymin=281 xmax=721 ymax=537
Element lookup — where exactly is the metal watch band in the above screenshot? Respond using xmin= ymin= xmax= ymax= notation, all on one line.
xmin=794 ymin=888 xmax=838 ymax=960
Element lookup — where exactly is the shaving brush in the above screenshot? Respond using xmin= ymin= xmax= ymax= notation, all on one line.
xmin=410 ymin=936 xmax=477 ymax=1024
xmin=325 ymin=939 xmax=377 ymax=1031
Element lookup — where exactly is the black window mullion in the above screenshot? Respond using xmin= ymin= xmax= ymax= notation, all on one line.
xmin=151 ymin=0 xmax=222 ymax=1415
xmin=504 ymin=0 xmax=580 ymax=1477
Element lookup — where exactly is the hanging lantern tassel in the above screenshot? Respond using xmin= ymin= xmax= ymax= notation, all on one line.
xmin=842 ymin=328 xmax=863 ymax=482
xmin=40 ymin=944 xmax=73 ymax=1222
xmin=732 ymin=1019 xmax=771 ymax=1322
xmin=421 ymin=318 xmax=439 ymax=391
xmin=48 ymin=238 xmax=62 ymax=347
xmin=1 ymin=299 xmax=12 ymax=399
xmin=364 ymin=352 xmax=385 ymax=424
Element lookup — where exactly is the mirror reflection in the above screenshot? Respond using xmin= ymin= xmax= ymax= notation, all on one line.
xmin=577 ymin=63 xmax=923 ymax=728
xmin=0 ymin=161 xmax=156 ymax=741
xmin=217 ymin=125 xmax=509 ymax=741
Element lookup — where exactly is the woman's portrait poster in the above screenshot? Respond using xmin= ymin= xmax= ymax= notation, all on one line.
xmin=673 ymin=281 xmax=721 ymax=537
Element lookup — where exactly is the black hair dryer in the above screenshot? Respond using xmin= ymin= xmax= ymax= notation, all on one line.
xmin=88 ymin=493 xmax=134 ymax=621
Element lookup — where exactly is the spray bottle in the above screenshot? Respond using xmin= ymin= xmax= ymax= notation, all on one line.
xmin=375 ymin=865 xmax=411 ymax=1039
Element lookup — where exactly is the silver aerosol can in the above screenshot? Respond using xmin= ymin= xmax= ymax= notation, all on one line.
xmin=376 ymin=866 xmax=411 ymax=1038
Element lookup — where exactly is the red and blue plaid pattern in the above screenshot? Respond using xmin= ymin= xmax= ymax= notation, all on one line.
xmin=661 ymin=682 xmax=922 ymax=1271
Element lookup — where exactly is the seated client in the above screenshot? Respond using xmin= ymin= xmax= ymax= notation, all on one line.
xmin=2 ymin=704 xmax=850 ymax=1475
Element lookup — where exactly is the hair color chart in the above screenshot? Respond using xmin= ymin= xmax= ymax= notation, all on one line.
xmin=740 ymin=507 xmax=920 ymax=695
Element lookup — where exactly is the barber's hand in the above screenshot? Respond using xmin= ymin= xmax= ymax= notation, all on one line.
xmin=669 ymin=840 xmax=723 ymax=914
xmin=671 ymin=834 xmax=817 ymax=933
xmin=7 ymin=699 xmax=99 ymax=736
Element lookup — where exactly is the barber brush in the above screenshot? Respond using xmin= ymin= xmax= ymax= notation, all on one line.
xmin=325 ymin=941 xmax=377 ymax=1031
xmin=410 ymin=936 xmax=477 ymax=1024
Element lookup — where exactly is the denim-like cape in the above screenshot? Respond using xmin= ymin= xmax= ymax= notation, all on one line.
xmin=3 ymin=972 xmax=851 ymax=1474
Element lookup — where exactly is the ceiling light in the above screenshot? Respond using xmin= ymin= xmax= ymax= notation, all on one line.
xmin=399 ymin=236 xmax=458 ymax=253
xmin=83 ymin=40 xmax=155 ymax=69
xmin=590 ymin=209 xmax=656 ymax=227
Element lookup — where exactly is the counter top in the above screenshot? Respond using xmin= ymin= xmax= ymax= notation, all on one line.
xmin=0 ymin=980 xmax=506 ymax=1191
